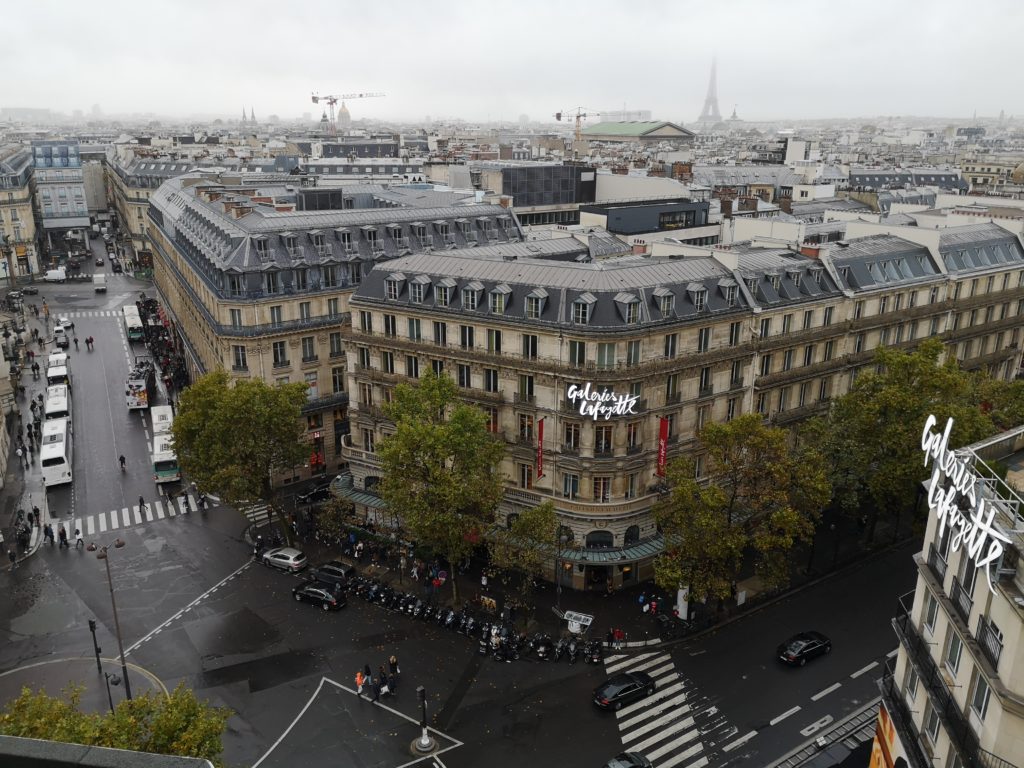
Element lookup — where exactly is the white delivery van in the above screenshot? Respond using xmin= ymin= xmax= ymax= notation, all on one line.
xmin=44 ymin=268 xmax=66 ymax=283
xmin=93 ymin=273 xmax=106 ymax=293
xmin=53 ymin=326 xmax=69 ymax=349
xmin=46 ymin=365 xmax=70 ymax=387
xmin=47 ymin=352 xmax=69 ymax=369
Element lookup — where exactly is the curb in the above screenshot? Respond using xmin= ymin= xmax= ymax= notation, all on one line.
xmin=16 ymin=488 xmax=48 ymax=563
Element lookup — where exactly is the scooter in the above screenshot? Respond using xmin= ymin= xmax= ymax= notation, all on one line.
xmin=553 ymin=636 xmax=567 ymax=662
xmin=567 ymin=635 xmax=579 ymax=665
xmin=585 ymin=639 xmax=604 ymax=664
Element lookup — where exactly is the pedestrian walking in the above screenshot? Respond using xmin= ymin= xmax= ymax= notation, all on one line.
xmin=58 ymin=524 xmax=68 ymax=548
xmin=355 ymin=670 xmax=365 ymax=698
xmin=44 ymin=524 xmax=54 ymax=545
xmin=363 ymin=663 xmax=372 ymax=681
xmin=31 ymin=505 xmax=40 ymax=526
xmin=8 ymin=549 xmax=16 ymax=572
xmin=387 ymin=673 xmax=397 ymax=696
xmin=15 ymin=446 xmax=25 ymax=468
xmin=75 ymin=529 xmax=84 ymax=549
xmin=388 ymin=654 xmax=400 ymax=677
xmin=371 ymin=676 xmax=381 ymax=703
xmin=73 ymin=337 xmax=79 ymax=350
xmin=138 ymin=495 xmax=147 ymax=514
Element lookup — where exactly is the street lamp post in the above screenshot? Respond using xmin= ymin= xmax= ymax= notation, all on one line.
xmin=555 ymin=534 xmax=569 ymax=611
xmin=87 ymin=539 xmax=132 ymax=700
xmin=103 ymin=672 xmax=121 ymax=714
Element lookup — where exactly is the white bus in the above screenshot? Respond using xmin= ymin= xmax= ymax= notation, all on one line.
xmin=151 ymin=404 xmax=174 ymax=436
xmin=122 ymin=305 xmax=144 ymax=342
xmin=41 ymin=417 xmax=73 ymax=487
xmin=152 ymin=433 xmax=180 ymax=484
xmin=44 ymin=384 xmax=71 ymax=421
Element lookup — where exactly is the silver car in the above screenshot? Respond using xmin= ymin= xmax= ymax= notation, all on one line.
xmin=261 ymin=547 xmax=308 ymax=573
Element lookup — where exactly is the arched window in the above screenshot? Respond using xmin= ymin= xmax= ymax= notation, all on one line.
xmin=586 ymin=530 xmax=613 ymax=549
xmin=624 ymin=525 xmax=640 ymax=546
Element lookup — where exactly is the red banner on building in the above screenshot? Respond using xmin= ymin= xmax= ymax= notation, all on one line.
xmin=536 ymin=418 xmax=545 ymax=479
xmin=657 ymin=417 xmax=669 ymax=477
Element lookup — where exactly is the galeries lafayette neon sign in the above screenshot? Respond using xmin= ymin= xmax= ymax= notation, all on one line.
xmin=566 ymin=383 xmax=640 ymax=421
xmin=921 ymin=414 xmax=1012 ymax=594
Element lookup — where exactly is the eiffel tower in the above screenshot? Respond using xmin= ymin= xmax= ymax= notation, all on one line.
xmin=696 ymin=59 xmax=722 ymax=124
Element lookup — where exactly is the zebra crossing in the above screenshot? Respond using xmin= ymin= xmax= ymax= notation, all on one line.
xmin=240 ymin=502 xmax=272 ymax=526
xmin=603 ymin=651 xmax=733 ymax=768
xmin=59 ymin=310 xmax=121 ymax=318
xmin=65 ymin=493 xmax=200 ymax=539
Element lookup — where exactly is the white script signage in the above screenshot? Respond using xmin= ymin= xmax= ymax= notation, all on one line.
xmin=566 ymin=383 xmax=640 ymax=421
xmin=920 ymin=414 xmax=1012 ymax=594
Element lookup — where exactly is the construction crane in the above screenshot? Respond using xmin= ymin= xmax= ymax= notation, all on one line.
xmin=311 ymin=91 xmax=386 ymax=136
xmin=553 ymin=107 xmax=602 ymax=142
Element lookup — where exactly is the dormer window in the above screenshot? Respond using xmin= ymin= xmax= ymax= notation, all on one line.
xmin=809 ymin=267 xmax=824 ymax=287
xmin=572 ymin=292 xmax=595 ymax=324
xmin=489 ymin=284 xmax=511 ymax=314
xmin=614 ymin=292 xmax=640 ymax=324
xmin=788 ymin=269 xmax=802 ymax=288
xmin=724 ymin=285 xmax=737 ymax=306
xmin=337 ymin=229 xmax=353 ymax=251
xmin=253 ymin=237 xmax=269 ymax=259
xmin=686 ymin=283 xmax=707 ymax=312
xmin=385 ymin=272 xmax=406 ymax=301
xmin=653 ymin=286 xmax=674 ymax=316
xmin=436 ymin=277 xmax=455 ymax=307
xmin=769 ymin=273 xmax=781 ymax=291
xmin=526 ymin=288 xmax=549 ymax=319
xmin=463 ymin=281 xmax=483 ymax=309
xmin=744 ymin=275 xmax=759 ymax=295
xmin=410 ymin=275 xmax=430 ymax=304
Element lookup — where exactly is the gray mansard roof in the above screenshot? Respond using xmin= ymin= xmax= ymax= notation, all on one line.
xmin=150 ymin=176 xmax=520 ymax=274
xmin=830 ymin=235 xmax=941 ymax=290
xmin=937 ymin=222 xmax=1024 ymax=273
xmin=352 ymin=246 xmax=843 ymax=329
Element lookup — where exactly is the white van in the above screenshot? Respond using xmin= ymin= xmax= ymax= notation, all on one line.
xmin=47 ymin=352 xmax=69 ymax=370
xmin=93 ymin=273 xmax=106 ymax=293
xmin=44 ymin=268 xmax=66 ymax=283
xmin=46 ymin=365 xmax=70 ymax=387
xmin=53 ymin=326 xmax=69 ymax=349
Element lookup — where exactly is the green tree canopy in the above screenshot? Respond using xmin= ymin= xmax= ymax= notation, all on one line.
xmin=377 ymin=373 xmax=506 ymax=602
xmin=0 ymin=683 xmax=230 ymax=767
xmin=806 ymin=338 xmax=995 ymax=539
xmin=654 ymin=414 xmax=830 ymax=604
xmin=488 ymin=500 xmax=558 ymax=603
xmin=173 ymin=370 xmax=309 ymax=537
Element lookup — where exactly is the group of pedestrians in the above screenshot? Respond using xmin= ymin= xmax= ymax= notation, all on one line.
xmin=354 ymin=654 xmax=401 ymax=703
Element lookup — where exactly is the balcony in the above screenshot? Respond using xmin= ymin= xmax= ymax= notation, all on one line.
xmin=301 ymin=390 xmax=349 ymax=414
xmin=594 ymin=446 xmax=614 ymax=458
xmin=950 ymin=576 xmax=974 ymax=625
xmin=666 ymin=392 xmax=681 ymax=405
xmin=878 ymin=658 xmax=930 ymax=768
xmin=627 ymin=444 xmax=644 ymax=455
xmin=976 ymin=616 xmax=1003 ymax=671
xmin=272 ymin=359 xmax=291 ymax=370
xmin=697 ymin=385 xmax=714 ymax=399
xmin=561 ymin=444 xmax=580 ymax=456
xmin=514 ymin=392 xmax=536 ymax=405
xmin=927 ymin=543 xmax=948 ymax=586
xmin=515 ymin=433 xmax=534 ymax=446
xmin=893 ymin=594 xmax=1018 ymax=768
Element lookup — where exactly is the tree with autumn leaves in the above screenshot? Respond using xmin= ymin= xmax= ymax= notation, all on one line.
xmin=377 ymin=373 xmax=506 ymax=603
xmin=654 ymin=414 xmax=831 ymax=605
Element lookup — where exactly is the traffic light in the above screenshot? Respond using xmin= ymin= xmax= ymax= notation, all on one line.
xmin=88 ymin=619 xmax=96 ymax=633
xmin=416 ymin=685 xmax=425 ymax=704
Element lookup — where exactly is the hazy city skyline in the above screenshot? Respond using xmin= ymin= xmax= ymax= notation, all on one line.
xmin=3 ymin=0 xmax=1022 ymax=124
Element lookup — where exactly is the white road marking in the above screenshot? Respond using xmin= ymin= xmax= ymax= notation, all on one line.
xmin=643 ymin=726 xmax=700 ymax=760
xmin=109 ymin=510 xmax=119 ymax=530
xmin=184 ymin=494 xmax=196 ymax=513
xmin=624 ymin=654 xmax=672 ymax=675
xmin=629 ymin=717 xmax=696 ymax=753
xmin=886 ymin=648 xmax=899 ymax=659
xmin=811 ymin=682 xmax=842 ymax=701
xmin=770 ymin=705 xmax=801 ymax=726
xmin=660 ymin=754 xmax=707 ymax=768
xmin=647 ymin=662 xmax=675 ymax=678
xmin=124 ymin=560 xmax=253 ymax=656
xmin=851 ymin=661 xmax=879 ymax=679
xmin=74 ymin=518 xmax=82 ymax=537
xmin=132 ymin=506 xmax=142 ymax=525
xmin=121 ymin=508 xmax=130 ymax=527
xmin=618 ymin=688 xmax=688 ymax=727
xmin=98 ymin=514 xmax=107 ymax=533
xmin=166 ymin=500 xmax=176 ymax=517
xmin=155 ymin=501 xmax=165 ymax=519
xmin=621 ymin=706 xmax=692 ymax=742
xmin=800 ymin=715 xmax=834 ymax=737
xmin=655 ymin=671 xmax=680 ymax=688
xmin=251 ymin=678 xmax=326 ymax=768
xmin=616 ymin=681 xmax=687 ymax=719
xmin=86 ymin=516 xmax=95 ymax=535
xmin=605 ymin=652 xmax=659 ymax=674
xmin=722 ymin=730 xmax=759 ymax=752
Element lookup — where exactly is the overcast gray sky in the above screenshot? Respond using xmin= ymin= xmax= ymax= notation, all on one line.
xmin=4 ymin=0 xmax=1021 ymax=123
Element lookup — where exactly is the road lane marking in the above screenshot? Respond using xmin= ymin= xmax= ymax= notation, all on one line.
xmin=886 ymin=648 xmax=898 ymax=658
xmin=618 ymin=691 xmax=688 ymax=728
xmin=154 ymin=501 xmax=164 ymax=519
xmin=605 ymin=652 xmax=659 ymax=674
xmin=621 ymin=705 xmax=692 ymax=741
xmin=98 ymin=514 xmax=107 ymax=533
xmin=124 ymin=560 xmax=252 ymax=656
xmin=625 ymin=654 xmax=672 ymax=674
xmin=660 ymin=754 xmax=706 ymax=768
xmin=644 ymin=727 xmax=700 ymax=760
xmin=811 ymin=682 xmax=842 ymax=701
xmin=86 ymin=516 xmax=95 ymax=535
xmin=121 ymin=508 xmax=130 ymax=527
xmin=132 ymin=506 xmax=142 ymax=525
xmin=770 ymin=705 xmax=801 ymax=726
xmin=109 ymin=510 xmax=119 ymax=530
xmin=655 ymin=671 xmax=680 ymax=687
xmin=648 ymin=662 xmax=676 ymax=678
xmin=722 ymin=730 xmax=758 ymax=752
xmin=800 ymin=715 xmax=834 ymax=737
xmin=630 ymin=717 xmax=696 ymax=753
xmin=183 ymin=495 xmax=195 ymax=513
xmin=851 ymin=660 xmax=879 ymax=678
xmin=616 ymin=681 xmax=686 ymax=719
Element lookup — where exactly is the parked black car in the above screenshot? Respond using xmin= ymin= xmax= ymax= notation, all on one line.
xmin=292 ymin=582 xmax=345 ymax=611
xmin=593 ymin=671 xmax=656 ymax=711
xmin=309 ymin=561 xmax=356 ymax=587
xmin=777 ymin=631 xmax=832 ymax=666
xmin=297 ymin=480 xmax=334 ymax=505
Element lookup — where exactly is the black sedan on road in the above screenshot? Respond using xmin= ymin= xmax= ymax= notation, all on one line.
xmin=593 ymin=671 xmax=656 ymax=711
xmin=292 ymin=582 xmax=345 ymax=611
xmin=777 ymin=631 xmax=832 ymax=666
xmin=297 ymin=480 xmax=334 ymax=505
